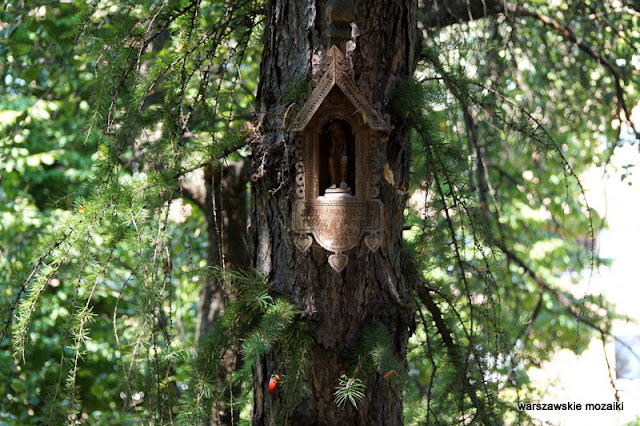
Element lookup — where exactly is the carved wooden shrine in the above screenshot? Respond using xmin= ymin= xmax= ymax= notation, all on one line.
xmin=290 ymin=45 xmax=391 ymax=273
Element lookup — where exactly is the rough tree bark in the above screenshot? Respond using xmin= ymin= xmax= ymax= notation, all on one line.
xmin=250 ymin=1 xmax=418 ymax=424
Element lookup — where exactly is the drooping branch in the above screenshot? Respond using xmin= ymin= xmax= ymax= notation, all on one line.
xmin=496 ymin=241 xmax=603 ymax=334
xmin=504 ymin=3 xmax=640 ymax=146
xmin=421 ymin=42 xmax=625 ymax=394
xmin=415 ymin=283 xmax=455 ymax=353
xmin=420 ymin=1 xmax=639 ymax=149
xmin=415 ymin=282 xmax=497 ymax=423
xmin=1 ymin=227 xmax=76 ymax=345
xmin=448 ymin=76 xmax=604 ymax=334
xmin=419 ymin=132 xmax=504 ymax=421
xmin=496 ymin=242 xmax=640 ymax=367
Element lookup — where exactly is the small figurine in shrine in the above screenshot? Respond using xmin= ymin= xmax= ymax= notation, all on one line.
xmin=327 ymin=120 xmax=350 ymax=192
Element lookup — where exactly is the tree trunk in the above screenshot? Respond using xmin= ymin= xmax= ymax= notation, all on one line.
xmin=196 ymin=162 xmax=250 ymax=340
xmin=184 ymin=161 xmax=250 ymax=425
xmin=250 ymin=1 xmax=418 ymax=424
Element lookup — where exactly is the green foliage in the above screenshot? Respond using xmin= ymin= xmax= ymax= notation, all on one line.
xmin=1 ymin=0 xmax=262 ymax=423
xmin=280 ymin=323 xmax=314 ymax=411
xmin=331 ymin=325 xmax=407 ymax=410
xmin=397 ymin=2 xmax=639 ymax=421
xmin=334 ymin=375 xmax=365 ymax=409
xmin=241 ymin=298 xmax=298 ymax=360
xmin=176 ymin=267 xmax=309 ymax=424
xmin=2 ymin=0 xmax=639 ymax=424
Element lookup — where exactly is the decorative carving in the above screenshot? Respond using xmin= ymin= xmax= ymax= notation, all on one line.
xmin=294 ymin=234 xmax=313 ymax=253
xmin=364 ymin=234 xmax=381 ymax=252
xmin=328 ymin=253 xmax=349 ymax=273
xmin=293 ymin=200 xmax=382 ymax=253
xmin=288 ymin=46 xmax=391 ymax=133
xmin=295 ymin=134 xmax=305 ymax=200
xmin=290 ymin=45 xmax=389 ymax=273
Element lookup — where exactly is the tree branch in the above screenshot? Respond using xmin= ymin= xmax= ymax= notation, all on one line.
xmin=496 ymin=241 xmax=605 ymax=334
xmin=419 ymin=0 xmax=505 ymax=31
xmin=505 ymin=3 xmax=640 ymax=146
xmin=415 ymin=282 xmax=497 ymax=422
xmin=415 ymin=284 xmax=456 ymax=353
xmin=420 ymin=1 xmax=639 ymax=147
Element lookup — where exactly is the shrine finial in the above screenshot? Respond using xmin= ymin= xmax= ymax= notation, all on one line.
xmin=326 ymin=0 xmax=355 ymax=52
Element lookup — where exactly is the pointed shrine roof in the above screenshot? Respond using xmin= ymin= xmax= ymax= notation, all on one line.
xmin=288 ymin=46 xmax=392 ymax=132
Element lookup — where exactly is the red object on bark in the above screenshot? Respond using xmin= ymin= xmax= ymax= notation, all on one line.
xmin=268 ymin=373 xmax=280 ymax=395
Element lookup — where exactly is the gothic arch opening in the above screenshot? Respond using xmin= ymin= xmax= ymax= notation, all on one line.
xmin=318 ymin=119 xmax=356 ymax=197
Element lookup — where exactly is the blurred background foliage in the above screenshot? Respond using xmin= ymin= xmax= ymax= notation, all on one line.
xmin=1 ymin=0 xmax=639 ymax=424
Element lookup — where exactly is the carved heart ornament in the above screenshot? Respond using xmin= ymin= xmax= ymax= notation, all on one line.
xmin=294 ymin=234 xmax=313 ymax=252
xmin=328 ymin=253 xmax=348 ymax=273
xmin=364 ymin=234 xmax=381 ymax=252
